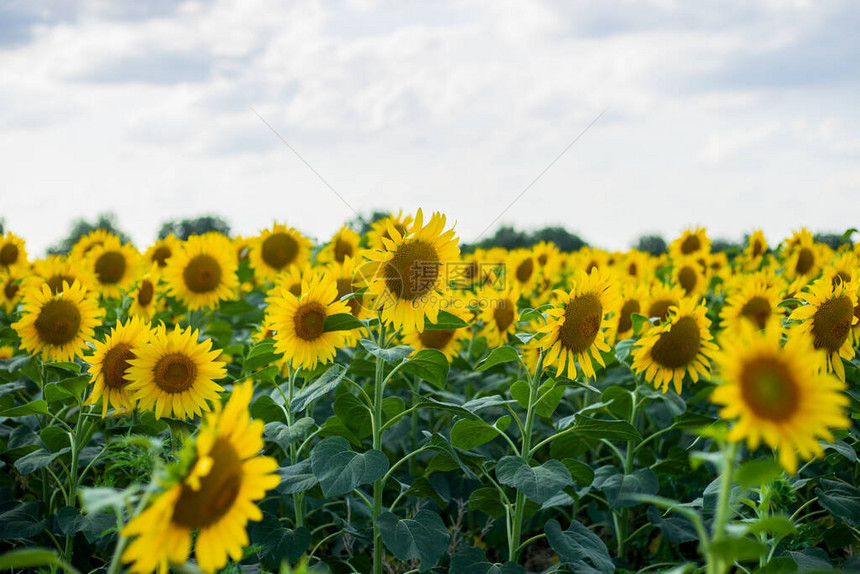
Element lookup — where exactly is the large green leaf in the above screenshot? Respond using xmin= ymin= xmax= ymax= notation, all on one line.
xmin=816 ymin=479 xmax=860 ymax=527
xmin=449 ymin=547 xmax=525 ymax=574
xmin=476 ymin=346 xmax=520 ymax=372
xmin=425 ymin=309 xmax=468 ymax=330
xmin=573 ymin=414 xmax=642 ymax=441
xmin=0 ymin=548 xmax=80 ymax=574
xmin=401 ymin=349 xmax=449 ymax=389
xmin=360 ymin=339 xmax=413 ymax=364
xmin=0 ymin=501 xmax=48 ymax=540
xmin=495 ymin=456 xmax=573 ymax=504
xmin=377 ymin=510 xmax=450 ymax=572
xmin=468 ymin=487 xmax=506 ymax=519
xmin=264 ymin=417 xmax=315 ymax=451
xmin=289 ymin=364 xmax=347 ymax=412
xmin=735 ymin=458 xmax=783 ymax=488
xmin=14 ymin=447 xmax=70 ymax=475
xmin=594 ymin=466 xmax=659 ymax=508
xmin=450 ymin=416 xmax=510 ymax=450
xmin=323 ymin=312 xmax=365 ymax=332
xmin=510 ymin=380 xmax=565 ymax=418
xmin=249 ymin=515 xmax=311 ymax=565
xmin=545 ymin=519 xmax=614 ymax=574
xmin=310 ymin=436 xmax=388 ymax=497
xmin=0 ymin=399 xmax=49 ymax=417
xmin=277 ymin=460 xmax=319 ymax=495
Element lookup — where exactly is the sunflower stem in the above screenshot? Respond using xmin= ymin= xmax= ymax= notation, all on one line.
xmin=617 ymin=386 xmax=638 ymax=559
xmin=286 ymin=363 xmax=305 ymax=528
xmin=708 ymin=440 xmax=739 ymax=574
xmin=509 ymin=350 xmax=543 ymax=564
xmin=372 ymin=319 xmax=387 ymax=574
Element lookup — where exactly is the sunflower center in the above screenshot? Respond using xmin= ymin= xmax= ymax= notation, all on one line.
xmin=172 ymin=437 xmax=243 ymax=529
xmin=102 ymin=343 xmax=135 ymax=390
xmin=752 ymin=239 xmax=764 ymax=258
xmin=680 ymin=235 xmax=701 ymax=255
xmin=648 ymin=299 xmax=676 ymax=322
xmin=261 ymin=232 xmax=298 ymax=270
xmin=294 ymin=302 xmax=326 ymax=341
xmin=4 ymin=278 xmax=18 ymax=300
xmin=333 ymin=238 xmax=353 ymax=263
xmin=617 ymin=299 xmax=641 ymax=335
xmin=558 ymin=293 xmax=603 ymax=353
xmin=183 ymin=255 xmax=222 ymax=294
xmin=677 ymin=266 xmax=698 ymax=295
xmin=737 ymin=296 xmax=771 ymax=330
xmin=537 ymin=253 xmax=548 ymax=266
xmin=46 ymin=274 xmax=75 ymax=294
xmin=739 ymin=356 xmax=799 ymax=421
xmin=418 ymin=329 xmax=455 ymax=350
xmin=795 ymin=248 xmax=814 ymax=275
xmin=34 ymin=299 xmax=82 ymax=346
xmin=151 ymin=246 xmax=172 ymax=267
xmin=811 ymin=295 xmax=853 ymax=352
xmin=493 ymin=299 xmax=515 ymax=333
xmin=95 ymin=251 xmax=127 ymax=285
xmin=650 ymin=316 xmax=701 ymax=369
xmin=137 ymin=280 xmax=154 ymax=306
xmin=287 ymin=283 xmax=302 ymax=297
xmin=515 ymin=258 xmax=534 ymax=284
xmin=0 ymin=244 xmax=19 ymax=266
xmin=628 ymin=262 xmax=638 ymax=277
xmin=336 ymin=278 xmax=361 ymax=316
xmin=832 ymin=271 xmax=851 ymax=287
xmin=153 ymin=353 xmax=197 ymax=393
xmin=384 ymin=241 xmax=440 ymax=300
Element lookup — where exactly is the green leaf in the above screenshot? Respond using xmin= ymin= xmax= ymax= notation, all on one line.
xmin=423 ymin=432 xmax=480 ymax=480
xmin=614 ymin=338 xmax=635 ymax=363
xmin=79 ymin=487 xmax=131 ymax=516
xmin=751 ymin=556 xmax=798 ymax=574
xmin=476 ymin=346 xmax=520 ymax=372
xmin=561 ymin=458 xmax=594 ymax=487
xmin=450 ymin=417 xmax=509 ymax=450
xmin=276 ymin=460 xmax=319 ymax=495
xmin=289 ymin=364 xmax=347 ymax=412
xmin=816 ymin=479 xmax=860 ymax=526
xmin=647 ymin=505 xmax=699 ymax=543
xmin=709 ymin=536 xmax=767 ymax=563
xmin=249 ymin=395 xmax=286 ymax=424
xmin=249 ymin=516 xmax=311 ymax=564
xmin=735 ymin=458 xmax=783 ymax=488
xmin=534 ymin=381 xmax=565 ymax=418
xmin=323 ymin=312 xmax=365 ymax=332
xmin=0 ymin=399 xmax=49 ymax=417
xmin=0 ymin=501 xmax=48 ymax=540
xmin=401 ymin=349 xmax=449 ymax=389
xmin=0 ymin=548 xmax=80 ymax=574
xmin=631 ymin=313 xmax=650 ymax=335
xmin=360 ymin=339 xmax=413 ymax=364
xmin=545 ymin=518 xmax=614 ymax=574
xmin=595 ymin=466 xmax=659 ymax=508
xmin=449 ymin=547 xmax=525 ymax=574
xmin=519 ymin=304 xmax=552 ymax=324
xmin=425 ymin=309 xmax=468 ymax=330
xmin=40 ymin=426 xmax=70 ymax=452
xmin=310 ymin=436 xmax=389 ymax=497
xmin=45 ymin=361 xmax=82 ymax=374
xmin=377 ymin=510 xmax=450 ymax=572
xmin=243 ymin=339 xmax=283 ymax=373
xmin=573 ymin=414 xmax=642 ymax=441
xmin=334 ymin=392 xmax=372 ymax=438
xmin=264 ymin=418 xmax=315 ymax=451
xmin=15 ymin=447 xmax=70 ymax=474
xmin=743 ymin=515 xmax=796 ymax=537
xmin=469 ymin=487 xmax=506 ymax=519
xmin=495 ymin=456 xmax=573 ymax=504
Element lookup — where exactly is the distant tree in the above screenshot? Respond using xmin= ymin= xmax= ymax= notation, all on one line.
xmin=348 ymin=210 xmax=391 ymax=235
xmin=814 ymin=232 xmax=853 ymax=250
xmin=635 ymin=234 xmax=667 ymax=256
xmin=48 ymin=213 xmax=131 ymax=255
xmin=711 ymin=239 xmax=742 ymax=257
xmin=158 ymin=216 xmax=231 ymax=240
xmin=531 ymin=226 xmax=587 ymax=252
xmin=0 ymin=218 xmax=4 ymax=234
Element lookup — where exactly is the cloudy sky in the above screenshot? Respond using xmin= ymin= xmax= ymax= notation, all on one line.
xmin=1 ymin=0 xmax=858 ymax=255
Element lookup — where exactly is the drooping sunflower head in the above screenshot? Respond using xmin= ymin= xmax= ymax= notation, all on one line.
xmin=126 ymin=323 xmax=226 ymax=420
xmin=711 ymin=327 xmax=850 ymax=473
xmin=367 ymin=211 xmax=414 ymax=251
xmin=538 ymin=268 xmax=621 ymax=381
xmin=144 ymin=235 xmax=180 ymax=269
xmin=721 ymin=274 xmax=786 ymax=333
xmin=129 ymin=266 xmax=163 ymax=320
xmin=12 ymin=280 xmax=104 ymax=362
xmin=249 ymin=224 xmax=312 ymax=281
xmin=85 ymin=315 xmax=151 ymax=417
xmin=267 ymin=270 xmax=355 ymax=370
xmin=29 ymin=255 xmax=97 ymax=295
xmin=317 ymin=226 xmax=361 ymax=265
xmin=631 ymin=297 xmax=718 ymax=394
xmin=163 ymin=233 xmax=239 ymax=311
xmin=360 ymin=209 xmax=460 ymax=332
xmin=70 ymin=228 xmax=121 ymax=260
xmin=669 ymin=227 xmax=711 ymax=259
xmin=85 ymin=238 xmax=142 ymax=299
xmin=0 ymin=232 xmax=28 ymax=272
xmin=788 ymin=278 xmax=858 ymax=381
xmin=122 ymin=381 xmax=279 ymax=574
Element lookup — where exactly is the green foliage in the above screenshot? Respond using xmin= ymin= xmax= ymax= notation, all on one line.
xmin=47 ymin=212 xmax=131 ymax=254
xmin=157 ymin=214 xmax=231 ymax=239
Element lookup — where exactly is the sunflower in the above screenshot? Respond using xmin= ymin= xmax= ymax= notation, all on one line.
xmin=0 ymin=345 xmax=15 ymax=360
xmin=317 ymin=226 xmax=361 ymax=265
xmin=163 ymin=234 xmax=239 ymax=311
xmin=0 ymin=232 xmax=28 ymax=272
xmin=573 ymin=247 xmax=610 ymax=276
xmin=144 ymin=235 xmax=180 ymax=269
xmin=784 ymin=229 xmax=821 ymax=284
xmin=402 ymin=297 xmax=471 ymax=361
xmin=538 ymin=268 xmax=620 ymax=381
xmin=265 ymin=263 xmax=312 ymax=305
xmin=607 ymin=281 xmax=650 ymax=343
xmin=360 ymin=209 xmax=460 ymax=332
xmin=86 ymin=238 xmax=141 ymax=299
xmin=711 ymin=327 xmax=850 ymax=473
xmin=121 ymin=381 xmax=280 ymax=573
xmin=741 ymin=230 xmax=768 ymax=266
xmin=129 ymin=266 xmax=163 ymax=320
xmin=669 ymin=227 xmax=711 ymax=259
xmin=672 ymin=256 xmax=707 ymax=297
xmin=126 ymin=324 xmax=226 ymax=420
xmin=788 ymin=278 xmax=858 ymax=381
xmin=368 ymin=211 xmax=414 ymax=251
xmin=70 ymin=229 xmax=121 ymax=260
xmin=249 ymin=224 xmax=312 ymax=281
xmin=0 ymin=268 xmax=24 ymax=313
xmin=822 ymin=251 xmax=858 ymax=289
xmin=619 ymin=250 xmax=656 ymax=282
xmin=29 ymin=255 xmax=97 ymax=294
xmin=477 ymin=284 xmax=521 ymax=347
xmin=507 ymin=249 xmax=540 ymax=294
xmin=631 ymin=298 xmax=718 ymax=394
xmin=266 ymin=271 xmax=354 ymax=370
xmin=643 ymin=282 xmax=687 ymax=324
xmin=12 ymin=280 xmax=104 ymax=362
xmin=721 ymin=274 xmax=785 ymax=332
xmin=85 ymin=316 xmax=151 ymax=417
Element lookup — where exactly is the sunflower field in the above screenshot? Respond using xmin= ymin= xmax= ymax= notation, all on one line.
xmin=0 ymin=213 xmax=859 ymax=574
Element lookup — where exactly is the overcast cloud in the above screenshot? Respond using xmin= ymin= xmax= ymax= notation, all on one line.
xmin=1 ymin=0 xmax=858 ymax=254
